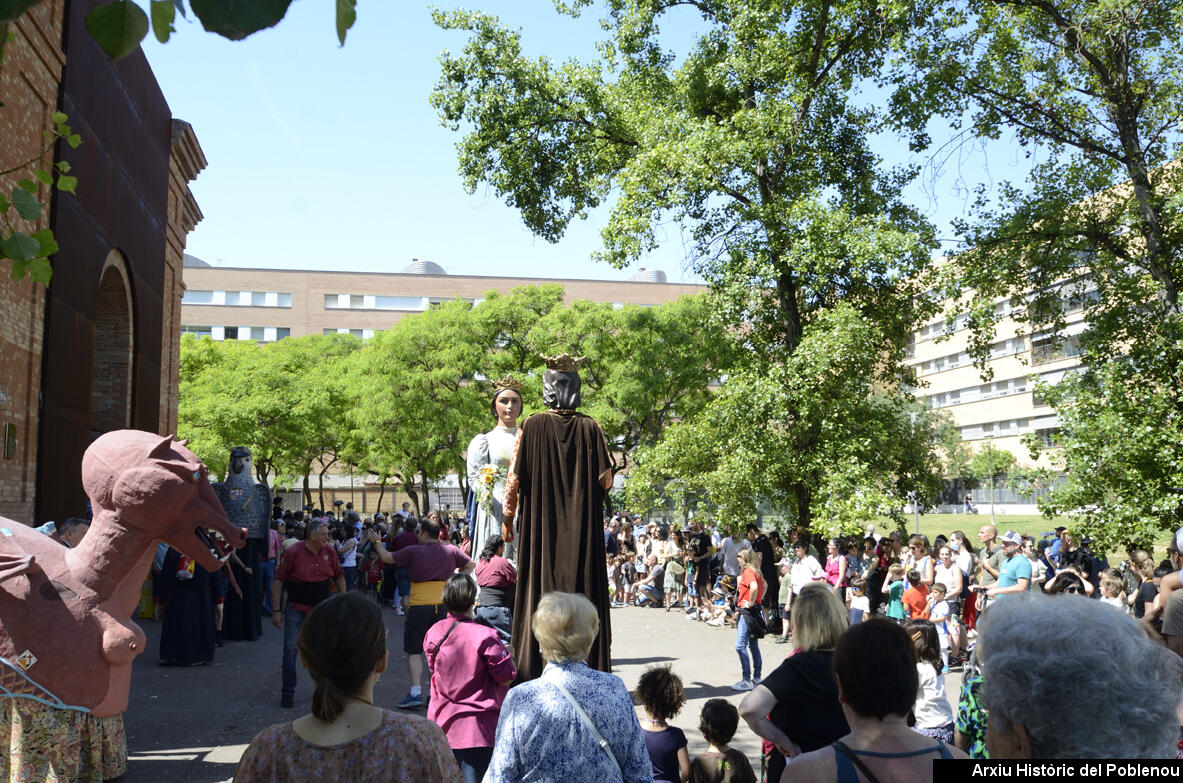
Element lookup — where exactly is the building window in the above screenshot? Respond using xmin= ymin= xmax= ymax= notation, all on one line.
xmin=374 ymin=295 xmax=426 ymax=310
xmin=323 ymin=328 xmax=372 ymax=339
xmin=183 ymin=289 xmax=291 ymax=307
xmin=324 ymin=294 xmax=460 ymax=312
xmin=181 ymin=324 xmax=212 ymax=338
xmin=437 ymin=487 xmax=464 ymax=510
xmin=182 ymin=290 xmax=214 ymax=305
xmin=260 ymin=327 xmax=291 ymax=342
xmin=960 ymin=418 xmax=1029 ymax=441
xmin=1037 ymin=428 xmax=1062 ymax=447
xmin=988 ymin=337 xmax=1025 ymax=359
xmin=927 ymin=373 xmax=1034 ymax=409
xmin=1032 ymin=335 xmax=1082 ymax=365
xmin=183 ymin=325 xmax=294 ymax=343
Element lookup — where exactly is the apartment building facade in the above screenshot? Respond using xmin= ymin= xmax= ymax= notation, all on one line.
xmin=905 ymin=283 xmax=1093 ymax=510
xmin=1 ymin=0 xmax=204 ymax=524
xmin=179 ymin=260 xmax=705 ymax=342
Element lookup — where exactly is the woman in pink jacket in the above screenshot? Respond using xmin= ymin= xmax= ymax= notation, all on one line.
xmin=424 ymin=572 xmax=517 ymax=783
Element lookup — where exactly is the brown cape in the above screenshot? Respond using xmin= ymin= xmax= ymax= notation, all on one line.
xmin=510 ymin=410 xmax=613 ymax=681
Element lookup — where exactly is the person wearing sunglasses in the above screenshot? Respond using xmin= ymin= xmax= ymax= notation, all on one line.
xmin=1044 ymin=571 xmax=1088 ymax=596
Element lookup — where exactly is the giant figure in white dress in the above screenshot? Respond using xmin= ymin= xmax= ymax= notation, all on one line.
xmin=466 ymin=377 xmax=524 ymax=561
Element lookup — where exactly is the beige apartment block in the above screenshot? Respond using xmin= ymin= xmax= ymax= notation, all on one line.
xmin=905 ymin=287 xmax=1089 ymax=508
xmin=180 ymin=259 xmax=705 ymax=342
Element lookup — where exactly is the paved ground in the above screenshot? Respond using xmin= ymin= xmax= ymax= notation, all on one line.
xmin=120 ymin=603 xmax=960 ymax=781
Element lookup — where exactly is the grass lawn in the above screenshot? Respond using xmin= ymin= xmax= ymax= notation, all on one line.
xmin=875 ymin=513 xmax=1175 ymax=563
xmin=877 ymin=513 xmax=1062 ymax=544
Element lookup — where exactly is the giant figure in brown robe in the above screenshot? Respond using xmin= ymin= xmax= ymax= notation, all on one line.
xmin=502 ymin=355 xmax=614 ymax=681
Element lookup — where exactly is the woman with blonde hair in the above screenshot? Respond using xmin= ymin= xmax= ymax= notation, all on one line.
xmin=730 ymin=547 xmax=768 ymax=692
xmin=780 ymin=620 xmax=967 ymax=783
xmin=738 ymin=582 xmax=850 ymax=783
xmin=1126 ymin=549 xmax=1158 ymax=619
xmin=906 ymin=534 xmax=935 ymax=587
xmin=485 ymin=592 xmax=651 ymax=782
xmin=234 ymin=592 xmax=459 ymax=782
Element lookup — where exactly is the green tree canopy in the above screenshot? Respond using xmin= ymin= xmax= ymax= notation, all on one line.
xmin=341 ymin=286 xmax=729 ymax=511
xmin=433 ymin=0 xmax=943 ymax=534
xmin=346 ymin=299 xmax=487 ymax=515
xmin=528 ymin=293 xmax=738 ymax=466
xmin=178 ymin=332 xmax=360 ymax=496
xmin=627 ymin=303 xmax=946 ymax=533
xmin=894 ymin=0 xmax=1183 ymax=546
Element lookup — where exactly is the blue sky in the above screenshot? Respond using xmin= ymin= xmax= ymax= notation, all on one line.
xmin=143 ymin=1 xmax=1018 ymax=283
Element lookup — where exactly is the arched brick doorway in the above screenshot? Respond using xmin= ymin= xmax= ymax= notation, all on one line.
xmin=91 ymin=251 xmax=134 ymax=436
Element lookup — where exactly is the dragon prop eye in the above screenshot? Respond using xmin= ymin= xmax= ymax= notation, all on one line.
xmin=192 ymin=469 xmax=201 ymax=481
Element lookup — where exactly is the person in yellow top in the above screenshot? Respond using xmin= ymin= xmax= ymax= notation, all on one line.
xmin=367 ymin=517 xmax=473 ymax=708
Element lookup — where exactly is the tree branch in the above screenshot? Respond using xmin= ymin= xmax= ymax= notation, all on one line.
xmin=955 ymin=77 xmax=1122 ymax=161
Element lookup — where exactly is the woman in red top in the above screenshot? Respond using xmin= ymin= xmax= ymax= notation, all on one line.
xmin=731 ymin=548 xmax=768 ymax=692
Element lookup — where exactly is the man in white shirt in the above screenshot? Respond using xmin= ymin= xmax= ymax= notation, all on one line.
xmin=632 ymin=516 xmax=648 ymax=542
xmin=719 ymin=531 xmax=752 ymax=577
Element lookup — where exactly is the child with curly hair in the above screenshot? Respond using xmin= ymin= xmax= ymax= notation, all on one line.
xmin=637 ymin=665 xmax=691 ymax=783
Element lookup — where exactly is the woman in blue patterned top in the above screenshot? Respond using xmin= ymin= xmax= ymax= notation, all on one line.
xmin=485 ymin=592 xmax=651 ymax=782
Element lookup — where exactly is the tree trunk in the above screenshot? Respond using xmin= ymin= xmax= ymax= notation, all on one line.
xmin=375 ymin=474 xmax=388 ymax=515
xmin=775 ymin=267 xmax=804 ymax=354
xmin=310 ymin=453 xmax=340 ymax=513
xmin=794 ymin=484 xmax=812 ymax=536
xmin=399 ymin=474 xmax=422 ymax=517
xmin=302 ymin=474 xmax=312 ymax=507
xmin=254 ymin=458 xmax=270 ymax=487
xmin=419 ymin=469 xmax=431 ymax=514
xmin=990 ymin=477 xmax=996 ymax=525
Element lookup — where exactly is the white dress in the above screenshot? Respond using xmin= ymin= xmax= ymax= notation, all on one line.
xmin=466 ymin=424 xmax=519 ymax=561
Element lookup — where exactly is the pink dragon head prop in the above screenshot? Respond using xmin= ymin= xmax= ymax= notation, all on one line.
xmin=0 ymin=431 xmax=245 ymax=716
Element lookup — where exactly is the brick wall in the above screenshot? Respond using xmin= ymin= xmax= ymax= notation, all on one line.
xmin=37 ymin=0 xmax=174 ymax=522
xmin=160 ymin=120 xmax=206 ymax=436
xmin=91 ymin=253 xmax=133 ymax=434
xmin=0 ymin=2 xmax=66 ymax=524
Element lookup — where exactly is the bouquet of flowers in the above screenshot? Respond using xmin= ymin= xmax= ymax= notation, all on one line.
xmin=477 ymin=464 xmax=508 ymax=517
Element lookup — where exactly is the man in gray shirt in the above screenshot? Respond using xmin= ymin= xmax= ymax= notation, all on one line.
xmin=977 ymin=524 xmax=1003 ymax=587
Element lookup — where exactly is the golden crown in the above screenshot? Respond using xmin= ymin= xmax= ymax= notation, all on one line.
xmin=492 ymin=375 xmax=525 ymax=393
xmin=540 ymin=353 xmax=587 ymax=372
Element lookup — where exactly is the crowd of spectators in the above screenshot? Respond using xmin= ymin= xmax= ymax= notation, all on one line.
xmin=230 ymin=502 xmax=1183 ymax=781
xmin=602 ymin=513 xmax=1183 ymax=773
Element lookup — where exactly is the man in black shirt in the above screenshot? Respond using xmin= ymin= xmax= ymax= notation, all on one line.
xmin=688 ymin=520 xmax=714 ymax=615
xmin=746 ymin=523 xmax=780 ymax=613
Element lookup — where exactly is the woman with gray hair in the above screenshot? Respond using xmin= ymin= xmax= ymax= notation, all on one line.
xmin=979 ymin=592 xmax=1183 ymax=758
xmin=484 ymin=592 xmax=651 ymax=782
